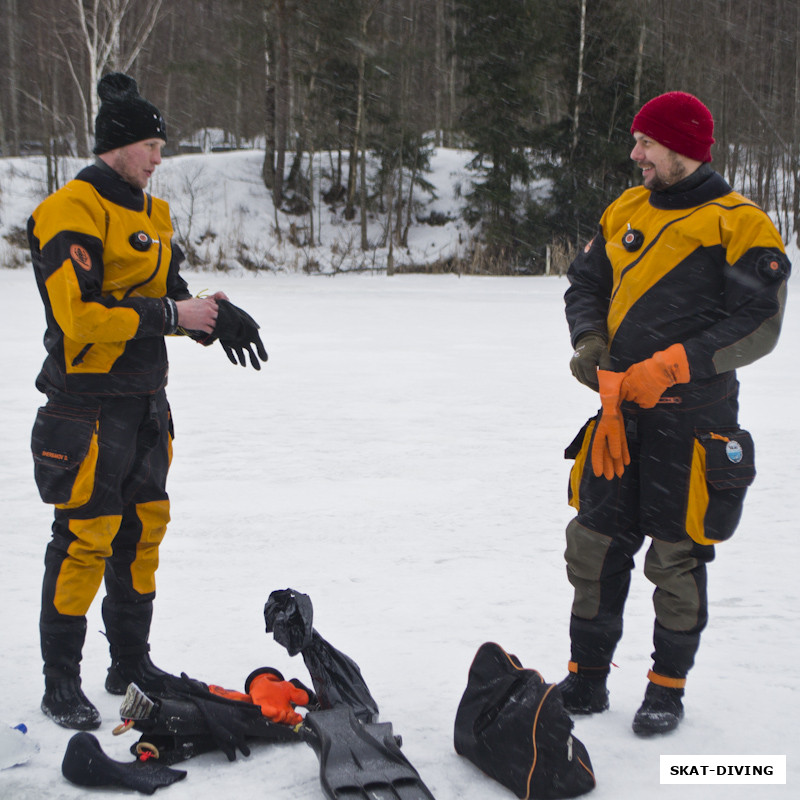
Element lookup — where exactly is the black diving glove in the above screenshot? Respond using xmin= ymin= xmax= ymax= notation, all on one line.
xmin=211 ymin=299 xmax=268 ymax=370
xmin=179 ymin=673 xmax=261 ymax=761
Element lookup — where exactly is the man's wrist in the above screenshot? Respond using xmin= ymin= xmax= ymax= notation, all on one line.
xmin=164 ymin=297 xmax=179 ymax=334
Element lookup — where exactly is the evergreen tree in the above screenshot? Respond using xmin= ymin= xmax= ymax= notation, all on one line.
xmin=535 ymin=0 xmax=653 ymax=248
xmin=454 ymin=0 xmax=553 ymax=264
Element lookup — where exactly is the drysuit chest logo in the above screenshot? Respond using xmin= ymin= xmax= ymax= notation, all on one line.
xmin=70 ymin=244 xmax=92 ymax=271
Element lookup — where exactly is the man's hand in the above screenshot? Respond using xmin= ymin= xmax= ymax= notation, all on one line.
xmin=179 ymin=294 xmax=266 ymax=369
xmin=175 ymin=295 xmax=221 ymax=333
xmin=570 ymin=332 xmax=611 ymax=391
xmin=620 ymin=343 xmax=690 ymax=408
xmin=212 ymin=299 xmax=268 ymax=370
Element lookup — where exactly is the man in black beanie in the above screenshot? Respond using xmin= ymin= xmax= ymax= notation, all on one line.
xmin=27 ymin=73 xmax=267 ymax=729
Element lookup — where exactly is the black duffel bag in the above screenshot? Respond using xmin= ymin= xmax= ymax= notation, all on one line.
xmin=454 ymin=642 xmax=596 ymax=799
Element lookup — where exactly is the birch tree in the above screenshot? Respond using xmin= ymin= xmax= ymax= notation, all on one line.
xmin=3 ymin=0 xmax=20 ymax=156
xmin=62 ymin=0 xmax=163 ymax=154
xmin=344 ymin=0 xmax=381 ymax=228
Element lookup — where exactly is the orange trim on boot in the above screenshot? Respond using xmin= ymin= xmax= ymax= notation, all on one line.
xmin=568 ymin=661 xmax=611 ymax=676
xmin=647 ymin=670 xmax=686 ymax=689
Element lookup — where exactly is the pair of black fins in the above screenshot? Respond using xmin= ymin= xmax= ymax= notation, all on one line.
xmin=115 ymin=588 xmax=436 ymax=799
xmin=265 ymin=588 xmax=435 ymax=799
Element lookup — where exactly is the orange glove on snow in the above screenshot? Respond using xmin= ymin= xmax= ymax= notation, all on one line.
xmin=591 ymin=370 xmax=630 ymax=480
xmin=208 ymin=685 xmax=252 ymax=704
xmin=208 ymin=669 xmax=310 ymax=726
xmin=620 ymin=343 xmax=690 ymax=408
xmin=247 ymin=671 xmax=309 ymax=726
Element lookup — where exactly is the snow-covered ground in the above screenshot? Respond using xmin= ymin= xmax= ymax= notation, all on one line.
xmin=0 ymin=266 xmax=797 ymax=799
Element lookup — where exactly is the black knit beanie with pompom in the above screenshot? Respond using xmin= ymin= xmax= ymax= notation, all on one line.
xmin=93 ymin=73 xmax=167 ymax=155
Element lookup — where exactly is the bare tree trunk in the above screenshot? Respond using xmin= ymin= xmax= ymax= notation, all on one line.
xmin=631 ymin=8 xmax=647 ymax=182
xmin=570 ymin=0 xmax=587 ymax=153
xmin=360 ymin=146 xmax=368 ymax=250
xmin=261 ymin=5 xmax=280 ymax=242
xmin=447 ymin=0 xmax=457 ymax=148
xmin=396 ymin=142 xmax=404 ymax=244
xmin=44 ymin=80 xmax=58 ymax=194
xmin=434 ymin=0 xmax=444 ymax=147
xmin=632 ymin=13 xmax=645 ymax=112
xmin=346 ymin=0 xmax=380 ymax=221
xmin=233 ymin=0 xmax=244 ymax=148
xmin=4 ymin=0 xmax=20 ymax=156
xmin=402 ymin=146 xmax=419 ymax=247
xmin=304 ymin=32 xmax=321 ymax=245
xmin=272 ymin=0 xmax=290 ymax=210
xmin=162 ymin=10 xmax=176 ymax=134
xmin=0 ymin=99 xmax=6 ymax=158
xmin=262 ymin=4 xmax=276 ymax=192
xmin=345 ymin=53 xmax=365 ymax=220
xmin=385 ymin=158 xmax=395 ymax=273
xmin=307 ymin=145 xmax=316 ymax=246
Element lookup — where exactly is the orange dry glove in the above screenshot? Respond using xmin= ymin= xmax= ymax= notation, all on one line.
xmin=208 ymin=685 xmax=252 ymax=704
xmin=620 ymin=343 xmax=690 ymax=408
xmin=247 ymin=670 xmax=309 ymax=726
xmin=591 ymin=370 xmax=630 ymax=480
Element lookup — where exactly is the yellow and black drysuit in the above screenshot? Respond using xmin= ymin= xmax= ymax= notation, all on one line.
xmin=28 ymin=161 xmax=191 ymax=683
xmin=563 ymin=164 xmax=790 ymax=684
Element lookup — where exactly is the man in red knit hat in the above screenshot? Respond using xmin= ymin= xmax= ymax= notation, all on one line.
xmin=558 ymin=91 xmax=790 ymax=735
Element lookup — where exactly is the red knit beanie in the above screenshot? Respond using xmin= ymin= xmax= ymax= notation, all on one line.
xmin=631 ymin=91 xmax=714 ymax=163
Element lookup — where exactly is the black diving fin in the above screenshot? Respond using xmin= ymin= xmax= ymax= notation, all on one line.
xmin=303 ymin=707 xmax=436 ymax=800
xmin=62 ymin=732 xmax=187 ymax=794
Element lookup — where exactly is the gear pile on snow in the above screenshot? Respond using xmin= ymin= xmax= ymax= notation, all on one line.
xmin=60 ymin=588 xmax=436 ymax=798
xmin=60 ymin=594 xmax=598 ymax=798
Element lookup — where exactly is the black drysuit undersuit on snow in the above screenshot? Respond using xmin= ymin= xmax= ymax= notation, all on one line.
xmin=563 ymin=164 xmax=790 ymax=683
xmin=28 ymin=162 xmax=191 ymax=683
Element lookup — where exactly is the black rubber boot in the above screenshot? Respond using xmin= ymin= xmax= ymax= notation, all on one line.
xmin=103 ymin=598 xmax=183 ymax=697
xmin=105 ymin=648 xmax=183 ymax=696
xmin=632 ymin=681 xmax=684 ymax=736
xmin=42 ymin=676 xmax=101 ymax=730
xmin=40 ymin=617 xmax=101 ymax=729
xmin=556 ymin=666 xmax=610 ymax=715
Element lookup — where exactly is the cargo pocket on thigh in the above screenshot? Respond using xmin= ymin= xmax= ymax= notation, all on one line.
xmin=565 ymin=417 xmax=596 ymax=511
xmin=685 ymin=428 xmax=755 ymax=545
xmin=31 ymin=402 xmax=100 ymax=507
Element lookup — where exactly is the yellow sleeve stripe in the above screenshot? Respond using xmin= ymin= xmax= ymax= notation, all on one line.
xmin=45 ymin=262 xmax=140 ymax=343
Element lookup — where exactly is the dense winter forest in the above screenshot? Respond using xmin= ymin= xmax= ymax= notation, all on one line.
xmin=1 ymin=0 xmax=798 ymax=272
